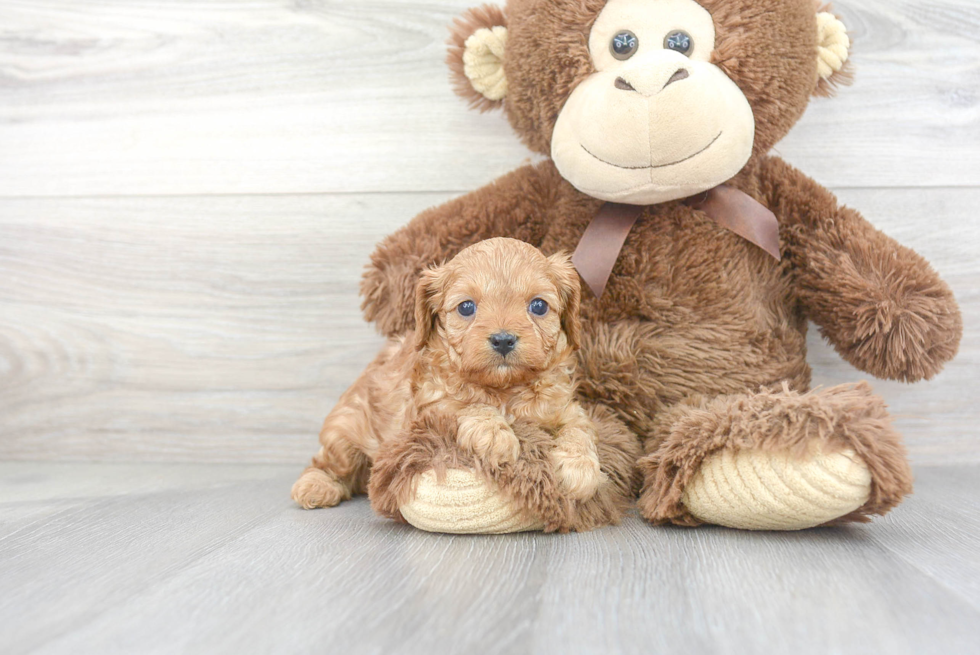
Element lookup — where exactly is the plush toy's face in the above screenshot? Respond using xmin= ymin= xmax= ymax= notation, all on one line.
xmin=551 ymin=0 xmax=755 ymax=203
xmin=448 ymin=0 xmax=851 ymax=204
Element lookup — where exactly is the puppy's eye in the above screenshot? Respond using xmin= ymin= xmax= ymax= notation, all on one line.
xmin=610 ymin=30 xmax=638 ymax=60
xmin=528 ymin=298 xmax=549 ymax=316
xmin=664 ymin=30 xmax=693 ymax=56
xmin=457 ymin=300 xmax=476 ymax=318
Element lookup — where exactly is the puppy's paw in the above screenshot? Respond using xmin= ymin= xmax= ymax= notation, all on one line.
xmin=457 ymin=412 xmax=521 ymax=466
xmin=291 ymin=468 xmax=349 ymax=509
xmin=551 ymin=429 xmax=605 ymax=500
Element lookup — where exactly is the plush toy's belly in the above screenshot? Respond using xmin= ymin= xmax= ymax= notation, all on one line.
xmin=552 ymin=203 xmax=810 ymax=437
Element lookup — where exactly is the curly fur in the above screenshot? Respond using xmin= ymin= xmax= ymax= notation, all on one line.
xmin=296 ymin=238 xmax=638 ymax=531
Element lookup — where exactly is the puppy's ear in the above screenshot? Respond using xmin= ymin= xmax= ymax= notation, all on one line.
xmin=547 ymin=252 xmax=582 ymax=351
xmin=414 ymin=265 xmax=449 ymax=351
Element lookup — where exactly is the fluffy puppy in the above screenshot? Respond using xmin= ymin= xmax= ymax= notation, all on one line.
xmin=291 ymin=237 xmax=606 ymax=517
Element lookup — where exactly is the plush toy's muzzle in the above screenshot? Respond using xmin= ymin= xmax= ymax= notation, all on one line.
xmin=550 ymin=48 xmax=755 ymax=204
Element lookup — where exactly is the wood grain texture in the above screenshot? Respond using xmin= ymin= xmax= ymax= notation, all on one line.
xmin=1 ymin=188 xmax=977 ymax=464
xmin=0 ymin=0 xmax=977 ymax=464
xmin=0 ymin=193 xmax=410 ymax=462
xmin=0 ymin=0 xmax=978 ymax=197
xmin=0 ymin=462 xmax=977 ymax=655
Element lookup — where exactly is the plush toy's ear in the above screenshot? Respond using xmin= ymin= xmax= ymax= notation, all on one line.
xmin=414 ymin=265 xmax=449 ymax=351
xmin=813 ymin=4 xmax=853 ymax=97
xmin=447 ymin=4 xmax=508 ymax=112
xmin=547 ymin=252 xmax=582 ymax=352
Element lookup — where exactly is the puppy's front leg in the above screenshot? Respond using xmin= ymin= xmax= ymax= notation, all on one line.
xmin=456 ymin=405 xmax=521 ymax=467
xmin=551 ymin=404 xmax=606 ymax=500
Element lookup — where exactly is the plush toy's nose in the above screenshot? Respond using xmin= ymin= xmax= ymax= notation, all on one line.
xmin=489 ymin=331 xmax=518 ymax=356
xmin=664 ymin=68 xmax=690 ymax=86
xmin=614 ymin=52 xmax=692 ymax=97
xmin=615 ymin=66 xmax=689 ymax=95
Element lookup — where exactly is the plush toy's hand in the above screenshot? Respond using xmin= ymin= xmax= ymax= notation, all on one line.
xmin=360 ymin=252 xmax=423 ymax=337
xmin=358 ymin=163 xmax=556 ymax=337
xmin=456 ymin=407 xmax=521 ymax=466
xmin=824 ymin=280 xmax=962 ymax=383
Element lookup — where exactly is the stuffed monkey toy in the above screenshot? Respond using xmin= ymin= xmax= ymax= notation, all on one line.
xmin=355 ymin=0 xmax=962 ymax=531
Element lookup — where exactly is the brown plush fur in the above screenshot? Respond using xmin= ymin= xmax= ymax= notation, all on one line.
xmin=296 ymin=238 xmax=638 ymax=531
xmin=358 ymin=0 xmax=961 ymax=527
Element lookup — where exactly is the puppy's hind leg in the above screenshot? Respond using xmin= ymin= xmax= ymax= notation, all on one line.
xmin=291 ymin=398 xmax=372 ymax=510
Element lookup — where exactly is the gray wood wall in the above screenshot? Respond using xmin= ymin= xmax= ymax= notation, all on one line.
xmin=1 ymin=0 xmax=977 ymax=465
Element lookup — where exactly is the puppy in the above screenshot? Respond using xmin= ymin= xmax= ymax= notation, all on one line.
xmin=291 ymin=237 xmax=604 ymax=512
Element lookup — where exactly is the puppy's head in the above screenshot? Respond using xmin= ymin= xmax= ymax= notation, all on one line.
xmin=415 ymin=238 xmax=581 ymax=388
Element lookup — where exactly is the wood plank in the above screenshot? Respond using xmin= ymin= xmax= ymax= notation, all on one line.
xmin=0 ymin=465 xmax=294 ymax=654
xmin=0 ymin=188 xmax=976 ymax=464
xmin=0 ymin=0 xmax=977 ymax=197
xmin=864 ymin=465 xmax=980 ymax=609
xmin=0 ymin=192 xmax=412 ymax=463
xmin=0 ymin=463 xmax=975 ymax=655
xmin=0 ymin=462 xmax=291 ymax=542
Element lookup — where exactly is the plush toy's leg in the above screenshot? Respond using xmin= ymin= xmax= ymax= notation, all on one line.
xmin=636 ymin=382 xmax=913 ymax=530
xmin=291 ymin=404 xmax=371 ymax=509
xmin=369 ymin=404 xmax=640 ymax=533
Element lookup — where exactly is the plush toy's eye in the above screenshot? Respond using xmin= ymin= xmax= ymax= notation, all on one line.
xmin=664 ymin=31 xmax=693 ymax=56
xmin=528 ymin=298 xmax=549 ymax=316
xmin=610 ymin=31 xmax=639 ymax=60
xmin=457 ymin=300 xmax=476 ymax=317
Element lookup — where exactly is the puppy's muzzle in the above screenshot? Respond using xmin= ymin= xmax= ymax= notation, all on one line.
xmin=489 ymin=331 xmax=518 ymax=357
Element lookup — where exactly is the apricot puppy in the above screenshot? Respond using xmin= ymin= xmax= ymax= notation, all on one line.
xmin=291 ymin=237 xmax=604 ymax=514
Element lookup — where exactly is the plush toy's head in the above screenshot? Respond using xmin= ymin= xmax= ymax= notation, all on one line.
xmin=448 ymin=0 xmax=851 ymax=204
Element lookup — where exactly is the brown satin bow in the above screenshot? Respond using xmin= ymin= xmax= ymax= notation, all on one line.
xmin=571 ymin=185 xmax=781 ymax=298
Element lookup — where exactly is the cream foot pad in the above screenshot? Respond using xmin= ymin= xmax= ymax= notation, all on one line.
xmin=682 ymin=446 xmax=872 ymax=531
xmin=399 ymin=469 xmax=546 ymax=534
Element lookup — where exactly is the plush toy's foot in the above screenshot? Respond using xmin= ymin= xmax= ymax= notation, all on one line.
xmin=399 ymin=469 xmax=545 ymax=534
xmin=369 ymin=403 xmax=640 ymax=533
xmin=681 ymin=446 xmax=871 ymax=530
xmin=637 ymin=382 xmax=913 ymax=530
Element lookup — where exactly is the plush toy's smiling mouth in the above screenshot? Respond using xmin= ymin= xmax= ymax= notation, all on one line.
xmin=581 ymin=132 xmax=723 ymax=170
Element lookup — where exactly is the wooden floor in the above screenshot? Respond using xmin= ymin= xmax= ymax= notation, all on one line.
xmin=2 ymin=462 xmax=978 ymax=655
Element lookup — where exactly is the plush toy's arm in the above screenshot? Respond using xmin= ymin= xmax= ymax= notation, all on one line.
xmin=760 ymin=156 xmax=961 ymax=382
xmin=361 ymin=162 xmax=559 ymax=336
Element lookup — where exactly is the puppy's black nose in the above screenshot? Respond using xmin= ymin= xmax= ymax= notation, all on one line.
xmin=489 ymin=331 xmax=518 ymax=356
